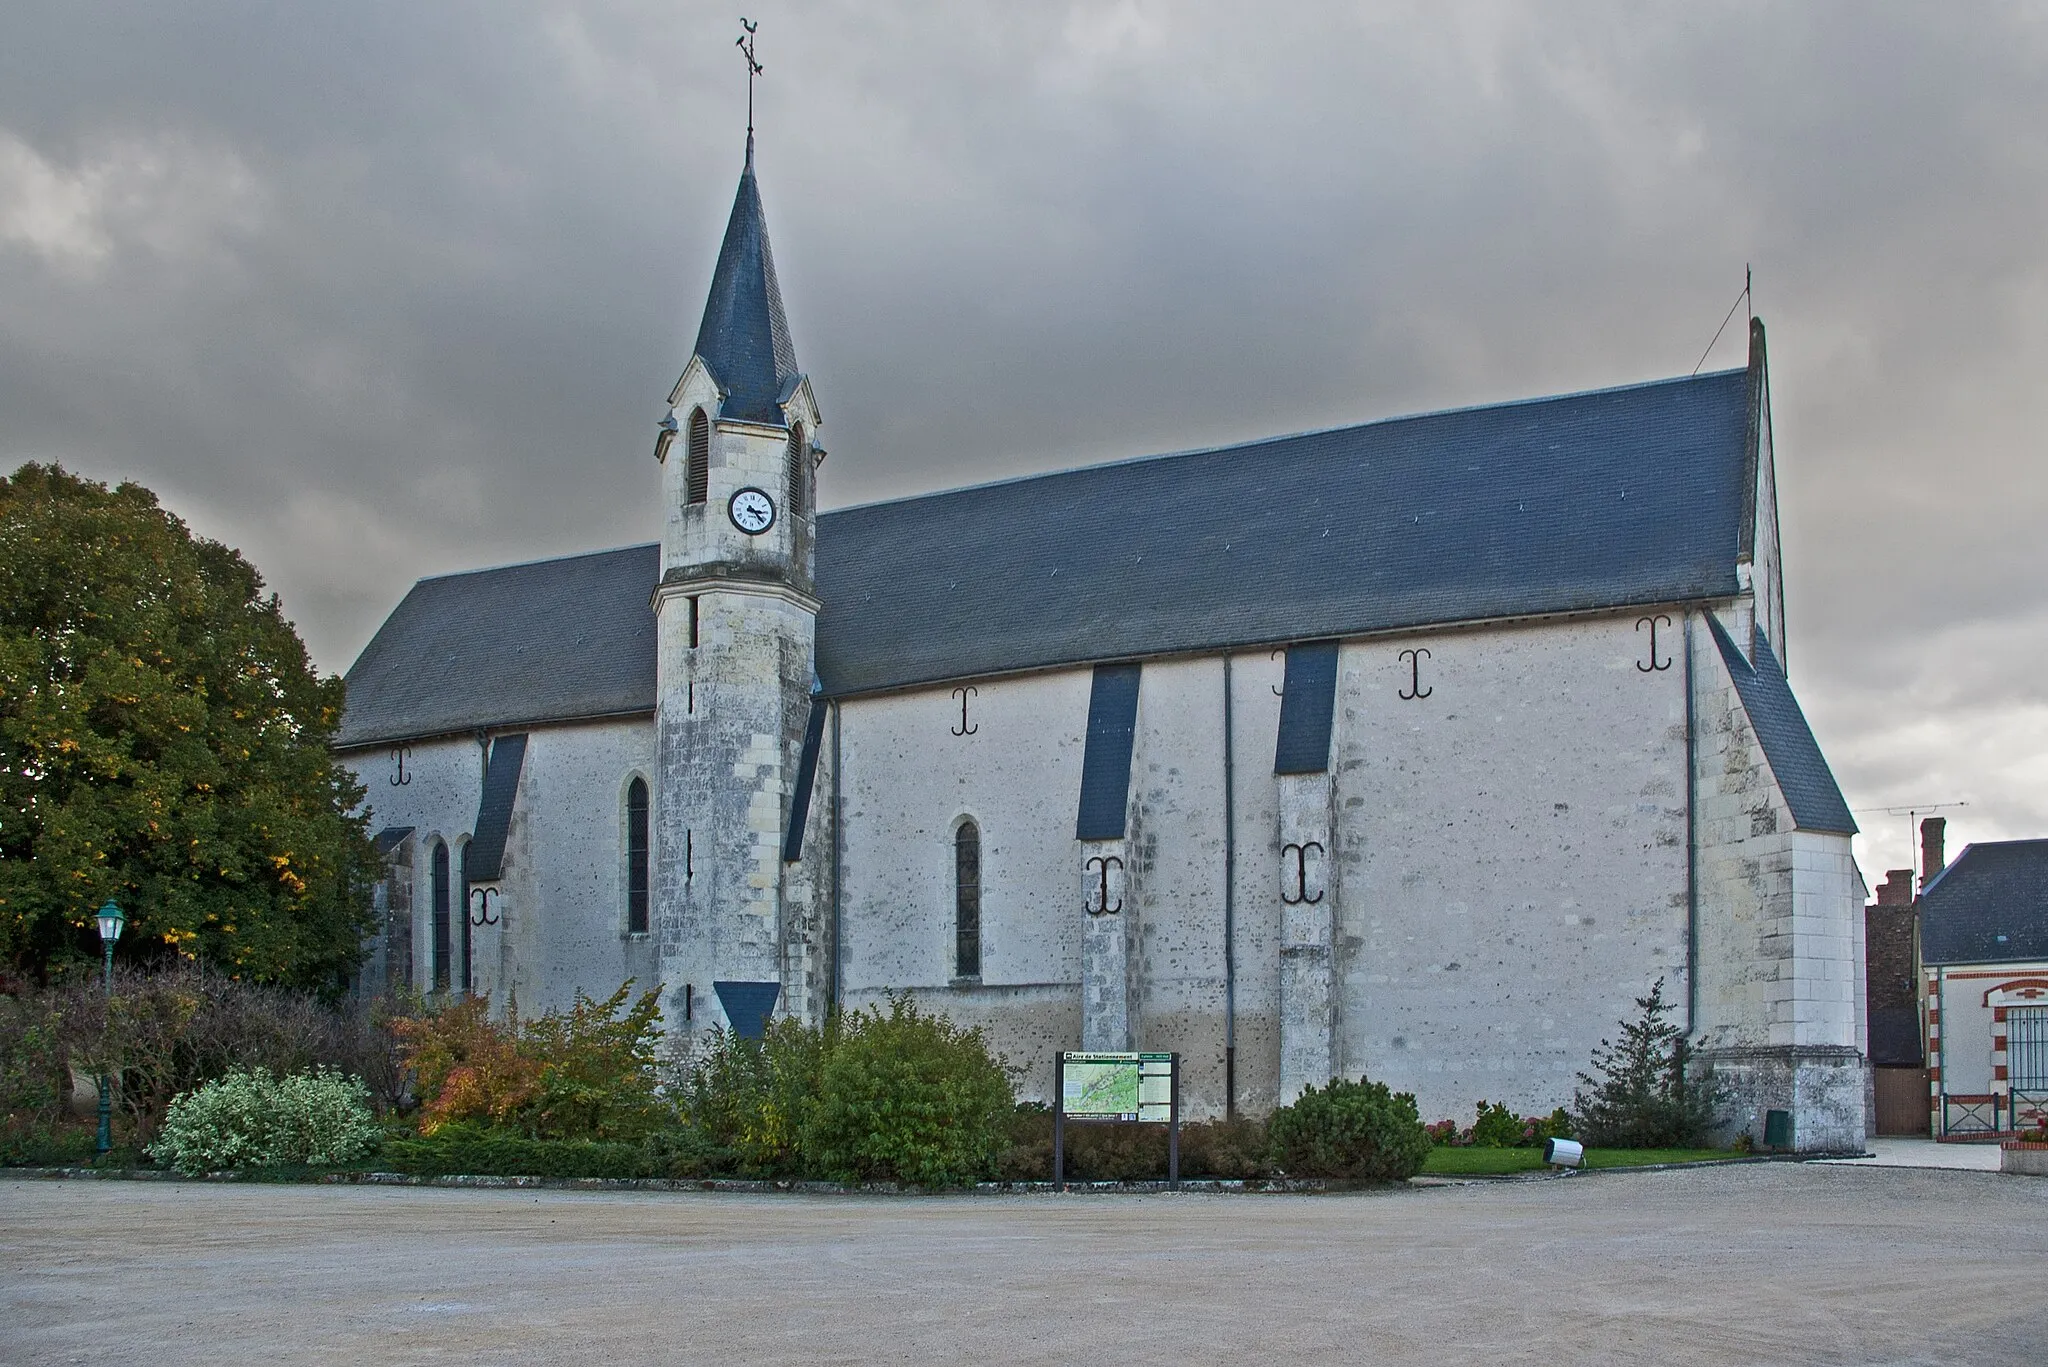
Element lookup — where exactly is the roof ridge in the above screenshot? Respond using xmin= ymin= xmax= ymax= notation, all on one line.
xmin=412 ymin=541 xmax=657 ymax=585
xmin=823 ymin=367 xmax=1750 ymax=518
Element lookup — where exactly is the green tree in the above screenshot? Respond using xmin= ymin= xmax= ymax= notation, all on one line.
xmin=1570 ymin=977 xmax=1721 ymax=1148
xmin=0 ymin=464 xmax=373 ymax=988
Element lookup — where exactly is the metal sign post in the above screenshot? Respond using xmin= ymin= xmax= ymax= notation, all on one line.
xmin=1053 ymin=1052 xmax=1066 ymax=1191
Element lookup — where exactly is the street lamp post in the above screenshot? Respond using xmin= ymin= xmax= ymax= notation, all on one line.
xmin=93 ymin=900 xmax=124 ymax=1156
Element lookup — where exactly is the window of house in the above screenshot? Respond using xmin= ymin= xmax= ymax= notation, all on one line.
xmin=627 ymin=777 xmax=650 ymax=935
xmin=686 ymin=408 xmax=710 ymax=506
xmin=430 ymin=839 xmax=451 ymax=992
xmin=955 ymin=819 xmax=981 ymax=979
xmin=2013 ymin=1006 xmax=2048 ymax=1090
xmin=786 ymin=422 xmax=806 ymax=518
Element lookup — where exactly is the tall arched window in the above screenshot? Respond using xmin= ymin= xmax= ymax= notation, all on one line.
xmin=456 ymin=837 xmax=472 ymax=995
xmin=954 ymin=819 xmax=981 ymax=979
xmin=686 ymin=408 xmax=710 ymax=506
xmin=430 ymin=839 xmax=451 ymax=992
xmin=626 ymin=777 xmax=650 ymax=935
xmin=785 ymin=422 xmax=806 ymax=518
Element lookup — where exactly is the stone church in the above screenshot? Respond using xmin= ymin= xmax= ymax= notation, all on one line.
xmin=338 ymin=133 xmax=1870 ymax=1150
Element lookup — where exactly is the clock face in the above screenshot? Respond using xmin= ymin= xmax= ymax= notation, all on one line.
xmin=728 ymin=486 xmax=776 ymax=535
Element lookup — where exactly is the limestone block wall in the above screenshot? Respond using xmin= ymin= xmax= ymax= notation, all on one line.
xmin=1690 ymin=610 xmax=1865 ymax=1150
xmin=343 ymin=733 xmax=485 ymax=992
xmin=834 ymin=610 xmax=1694 ymax=1124
xmin=1329 ymin=615 xmax=1691 ymax=1121
xmin=836 ymin=667 xmax=1094 ymax=1105
xmin=654 ymin=582 xmax=816 ymax=1044
xmin=487 ymin=719 xmax=660 ymax=1017
xmin=342 ymin=717 xmax=658 ymax=1016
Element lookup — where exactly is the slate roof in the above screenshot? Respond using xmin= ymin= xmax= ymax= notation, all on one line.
xmin=691 ymin=136 xmax=798 ymax=426
xmin=1707 ymin=616 xmax=1856 ymax=835
xmin=464 ymin=734 xmax=527 ymax=883
xmin=338 ymin=544 xmax=655 ymax=748
xmin=340 ymin=368 xmax=1767 ymax=749
xmin=820 ymin=369 xmax=1752 ymax=693
xmin=1920 ymin=839 xmax=2048 ymax=966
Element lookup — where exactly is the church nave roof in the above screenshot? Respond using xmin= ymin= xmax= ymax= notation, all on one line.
xmin=339 ymin=366 xmax=1759 ymax=748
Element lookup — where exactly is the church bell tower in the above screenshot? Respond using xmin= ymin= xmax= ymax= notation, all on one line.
xmin=652 ymin=129 xmax=824 ymax=1047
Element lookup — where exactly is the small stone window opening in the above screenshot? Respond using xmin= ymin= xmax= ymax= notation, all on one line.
xmin=688 ymin=595 xmax=699 ymax=649
xmin=626 ymin=777 xmax=650 ymax=935
xmin=785 ymin=423 xmax=807 ymax=519
xmin=430 ymin=839 xmax=451 ymax=992
xmin=686 ymin=408 xmax=710 ymax=506
xmin=954 ymin=819 xmax=981 ymax=979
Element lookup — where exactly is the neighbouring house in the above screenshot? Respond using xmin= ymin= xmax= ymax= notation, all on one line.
xmin=1920 ymin=836 xmax=2048 ymax=1136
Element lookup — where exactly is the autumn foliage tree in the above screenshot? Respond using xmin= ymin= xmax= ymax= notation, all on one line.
xmin=0 ymin=464 xmax=373 ymax=988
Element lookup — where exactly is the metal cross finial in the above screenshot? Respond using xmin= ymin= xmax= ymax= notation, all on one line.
xmin=737 ymin=18 xmax=763 ymax=134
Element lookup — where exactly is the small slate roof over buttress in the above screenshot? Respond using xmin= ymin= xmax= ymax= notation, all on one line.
xmin=691 ymin=136 xmax=798 ymax=426
xmin=339 ymin=368 xmax=1760 ymax=748
xmin=1920 ymin=840 xmax=2048 ymax=966
xmin=1707 ymin=616 xmax=1856 ymax=835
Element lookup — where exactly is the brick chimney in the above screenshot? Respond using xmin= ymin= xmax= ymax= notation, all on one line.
xmin=1875 ymin=869 xmax=1915 ymax=907
xmin=1919 ymin=817 xmax=1947 ymax=890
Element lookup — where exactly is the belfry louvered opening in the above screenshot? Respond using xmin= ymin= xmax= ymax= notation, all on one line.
xmin=686 ymin=408 xmax=710 ymax=506
xmin=786 ymin=422 xmax=807 ymax=518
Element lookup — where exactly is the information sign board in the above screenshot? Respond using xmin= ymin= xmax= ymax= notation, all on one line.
xmin=1053 ymin=1051 xmax=1181 ymax=1190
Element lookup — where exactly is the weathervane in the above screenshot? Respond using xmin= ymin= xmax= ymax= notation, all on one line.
xmin=737 ymin=18 xmax=763 ymax=135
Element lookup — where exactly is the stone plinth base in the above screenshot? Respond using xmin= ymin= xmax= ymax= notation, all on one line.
xmin=1698 ymin=1045 xmax=1868 ymax=1153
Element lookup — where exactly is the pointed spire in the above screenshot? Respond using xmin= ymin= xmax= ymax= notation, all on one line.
xmin=692 ymin=139 xmax=798 ymax=426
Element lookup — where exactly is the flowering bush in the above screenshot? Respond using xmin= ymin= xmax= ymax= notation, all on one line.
xmin=391 ymin=983 xmax=668 ymax=1141
xmin=1427 ymin=1106 xmax=1571 ymax=1149
xmin=147 ymin=1066 xmax=381 ymax=1174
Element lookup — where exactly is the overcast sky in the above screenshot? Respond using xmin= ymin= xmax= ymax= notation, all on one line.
xmin=4 ymin=1 xmax=2045 ymax=882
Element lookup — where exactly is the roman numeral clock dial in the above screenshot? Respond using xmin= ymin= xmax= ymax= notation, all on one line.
xmin=728 ymin=486 xmax=776 ymax=535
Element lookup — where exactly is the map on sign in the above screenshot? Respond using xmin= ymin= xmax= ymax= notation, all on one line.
xmin=1062 ymin=1052 xmax=1175 ymax=1122
xmin=1063 ymin=1054 xmax=1140 ymax=1120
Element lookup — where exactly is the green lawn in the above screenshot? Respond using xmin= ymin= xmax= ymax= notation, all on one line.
xmin=1423 ymin=1146 xmax=1735 ymax=1176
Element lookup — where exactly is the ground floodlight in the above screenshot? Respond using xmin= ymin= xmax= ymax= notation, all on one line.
xmin=1544 ymin=1137 xmax=1585 ymax=1168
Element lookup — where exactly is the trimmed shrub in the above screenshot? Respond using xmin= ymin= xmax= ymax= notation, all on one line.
xmin=1267 ymin=1077 xmax=1431 ymax=1181
xmin=147 ymin=1066 xmax=381 ymax=1174
xmin=375 ymin=1122 xmax=737 ymax=1180
xmin=1571 ymin=978 xmax=1720 ymax=1148
xmin=995 ymin=1108 xmax=1275 ymax=1182
xmin=802 ymin=997 xmax=1013 ymax=1187
xmin=1178 ymin=1114 xmax=1274 ymax=1179
xmin=378 ymin=1122 xmax=652 ymax=1179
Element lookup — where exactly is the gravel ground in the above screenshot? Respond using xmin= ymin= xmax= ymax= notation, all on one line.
xmin=3 ymin=1164 xmax=2045 ymax=1365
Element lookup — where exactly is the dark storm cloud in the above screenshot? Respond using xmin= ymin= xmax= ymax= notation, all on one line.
xmin=4 ymin=1 xmax=2046 ymax=877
